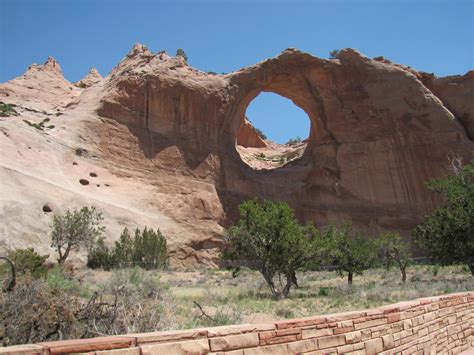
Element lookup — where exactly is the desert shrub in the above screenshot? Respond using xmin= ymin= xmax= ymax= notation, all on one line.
xmin=321 ymin=223 xmax=378 ymax=285
xmin=132 ymin=227 xmax=168 ymax=270
xmin=87 ymin=237 xmax=113 ymax=270
xmin=254 ymin=128 xmax=267 ymax=140
xmin=223 ymin=199 xmax=312 ymax=299
xmin=45 ymin=267 xmax=90 ymax=298
xmin=176 ymin=48 xmax=188 ymax=62
xmin=0 ymin=278 xmax=81 ymax=346
xmin=376 ymin=232 xmax=411 ymax=282
xmin=329 ymin=49 xmax=340 ymax=59
xmin=87 ymin=227 xmax=168 ymax=270
xmin=286 ymin=136 xmax=302 ymax=145
xmin=8 ymin=248 xmax=48 ymax=279
xmin=0 ymin=102 xmax=18 ymax=117
xmin=51 ymin=206 xmax=105 ymax=264
xmin=413 ymin=159 xmax=473 ymax=275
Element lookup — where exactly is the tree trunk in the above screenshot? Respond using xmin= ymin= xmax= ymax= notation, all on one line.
xmin=401 ymin=267 xmax=407 ymax=283
xmin=281 ymin=274 xmax=293 ymax=299
xmin=58 ymin=244 xmax=72 ymax=265
xmin=291 ymin=271 xmax=299 ymax=289
xmin=348 ymin=272 xmax=353 ymax=285
xmin=469 ymin=264 xmax=474 ymax=276
xmin=261 ymin=270 xmax=279 ymax=299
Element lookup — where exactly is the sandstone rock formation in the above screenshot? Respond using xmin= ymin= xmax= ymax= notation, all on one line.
xmin=75 ymin=67 xmax=103 ymax=88
xmin=236 ymin=117 xmax=267 ymax=148
xmin=0 ymin=44 xmax=472 ymax=266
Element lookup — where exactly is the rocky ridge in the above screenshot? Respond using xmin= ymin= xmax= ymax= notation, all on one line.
xmin=0 ymin=44 xmax=472 ymax=266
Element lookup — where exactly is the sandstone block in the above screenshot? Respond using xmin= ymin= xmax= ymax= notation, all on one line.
xmin=210 ymin=333 xmax=259 ymax=352
xmin=365 ymin=338 xmax=383 ymax=355
xmin=140 ymin=339 xmax=210 ymax=354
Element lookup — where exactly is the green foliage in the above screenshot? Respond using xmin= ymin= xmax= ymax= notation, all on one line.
xmin=132 ymin=227 xmax=168 ymax=270
xmin=87 ymin=227 xmax=168 ymax=270
xmin=412 ymin=160 xmax=474 ymax=275
xmin=45 ymin=267 xmax=90 ymax=298
xmin=254 ymin=128 xmax=267 ymax=140
xmin=329 ymin=49 xmax=341 ymax=59
xmin=176 ymin=48 xmax=188 ymax=62
xmin=0 ymin=102 xmax=18 ymax=117
xmin=257 ymin=152 xmax=266 ymax=159
xmin=223 ymin=199 xmax=312 ymax=299
xmin=51 ymin=206 xmax=105 ymax=264
xmin=321 ymin=223 xmax=378 ymax=285
xmin=286 ymin=136 xmax=302 ymax=145
xmin=375 ymin=232 xmax=411 ymax=282
xmin=8 ymin=248 xmax=48 ymax=279
xmin=86 ymin=237 xmax=113 ymax=270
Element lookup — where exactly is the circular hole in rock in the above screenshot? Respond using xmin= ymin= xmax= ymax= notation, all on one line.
xmin=79 ymin=179 xmax=89 ymax=185
xmin=42 ymin=204 xmax=52 ymax=213
xmin=72 ymin=162 xmax=78 ymax=166
xmin=90 ymin=172 xmax=97 ymax=177
xmin=236 ymin=92 xmax=310 ymax=170
xmin=96 ymin=184 xmax=100 ymax=187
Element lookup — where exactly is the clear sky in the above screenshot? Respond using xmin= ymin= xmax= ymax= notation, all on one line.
xmin=1 ymin=0 xmax=472 ymax=143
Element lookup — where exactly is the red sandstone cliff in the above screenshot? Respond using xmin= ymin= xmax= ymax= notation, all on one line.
xmin=0 ymin=44 xmax=472 ymax=265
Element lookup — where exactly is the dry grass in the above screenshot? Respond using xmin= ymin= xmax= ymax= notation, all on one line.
xmin=79 ymin=264 xmax=474 ymax=327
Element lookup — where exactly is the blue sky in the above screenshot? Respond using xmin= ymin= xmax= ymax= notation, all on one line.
xmin=1 ymin=0 xmax=472 ymax=143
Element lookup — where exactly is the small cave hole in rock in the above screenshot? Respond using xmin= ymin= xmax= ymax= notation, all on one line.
xmin=72 ymin=162 xmax=78 ymax=166
xmin=79 ymin=179 xmax=89 ymax=185
xmin=42 ymin=204 xmax=52 ymax=213
xmin=236 ymin=92 xmax=310 ymax=170
xmin=89 ymin=172 xmax=97 ymax=177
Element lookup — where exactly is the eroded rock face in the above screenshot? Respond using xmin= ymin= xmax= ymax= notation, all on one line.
xmin=0 ymin=44 xmax=472 ymax=266
xmin=75 ymin=67 xmax=103 ymax=88
xmin=236 ymin=117 xmax=267 ymax=148
xmin=98 ymin=45 xmax=473 ymax=238
xmin=421 ymin=71 xmax=474 ymax=140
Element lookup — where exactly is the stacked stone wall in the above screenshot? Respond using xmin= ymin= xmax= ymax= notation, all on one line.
xmin=2 ymin=292 xmax=473 ymax=354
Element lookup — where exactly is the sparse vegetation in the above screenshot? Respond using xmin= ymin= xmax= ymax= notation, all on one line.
xmin=8 ymin=248 xmax=48 ymax=279
xmin=23 ymin=117 xmax=54 ymax=131
xmin=254 ymin=128 xmax=267 ymax=140
xmin=413 ymin=159 xmax=474 ymax=274
xmin=176 ymin=48 xmax=188 ymax=62
xmin=87 ymin=227 xmax=168 ymax=270
xmin=286 ymin=136 xmax=302 ymax=145
xmin=0 ymin=102 xmax=18 ymax=117
xmin=51 ymin=206 xmax=105 ymax=264
xmin=329 ymin=49 xmax=341 ymax=59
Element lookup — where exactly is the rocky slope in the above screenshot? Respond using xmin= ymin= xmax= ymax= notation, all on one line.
xmin=0 ymin=44 xmax=472 ymax=267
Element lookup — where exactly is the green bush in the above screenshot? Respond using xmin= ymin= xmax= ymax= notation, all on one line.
xmin=8 ymin=248 xmax=48 ymax=279
xmin=286 ymin=136 xmax=302 ymax=145
xmin=0 ymin=102 xmax=18 ymax=117
xmin=254 ymin=128 xmax=267 ymax=140
xmin=87 ymin=227 xmax=168 ymax=270
xmin=329 ymin=49 xmax=340 ymax=59
xmin=413 ymin=159 xmax=473 ymax=275
xmin=176 ymin=48 xmax=188 ymax=62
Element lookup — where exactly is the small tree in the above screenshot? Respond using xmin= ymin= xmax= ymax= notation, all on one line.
xmin=376 ymin=233 xmax=411 ymax=282
xmin=87 ymin=237 xmax=113 ymax=270
xmin=223 ymin=199 xmax=311 ymax=299
xmin=413 ymin=159 xmax=474 ymax=275
xmin=113 ymin=227 xmax=134 ymax=268
xmin=132 ymin=227 xmax=168 ymax=270
xmin=176 ymin=48 xmax=188 ymax=62
xmin=329 ymin=49 xmax=340 ymax=59
xmin=51 ymin=206 xmax=105 ymax=264
xmin=323 ymin=223 xmax=378 ymax=285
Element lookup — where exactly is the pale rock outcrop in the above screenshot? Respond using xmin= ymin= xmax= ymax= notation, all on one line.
xmin=236 ymin=117 xmax=267 ymax=148
xmin=75 ymin=67 xmax=103 ymax=88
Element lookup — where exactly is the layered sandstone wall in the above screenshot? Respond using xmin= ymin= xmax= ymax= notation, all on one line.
xmin=3 ymin=292 xmax=473 ymax=354
xmin=98 ymin=45 xmax=473 ymax=237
